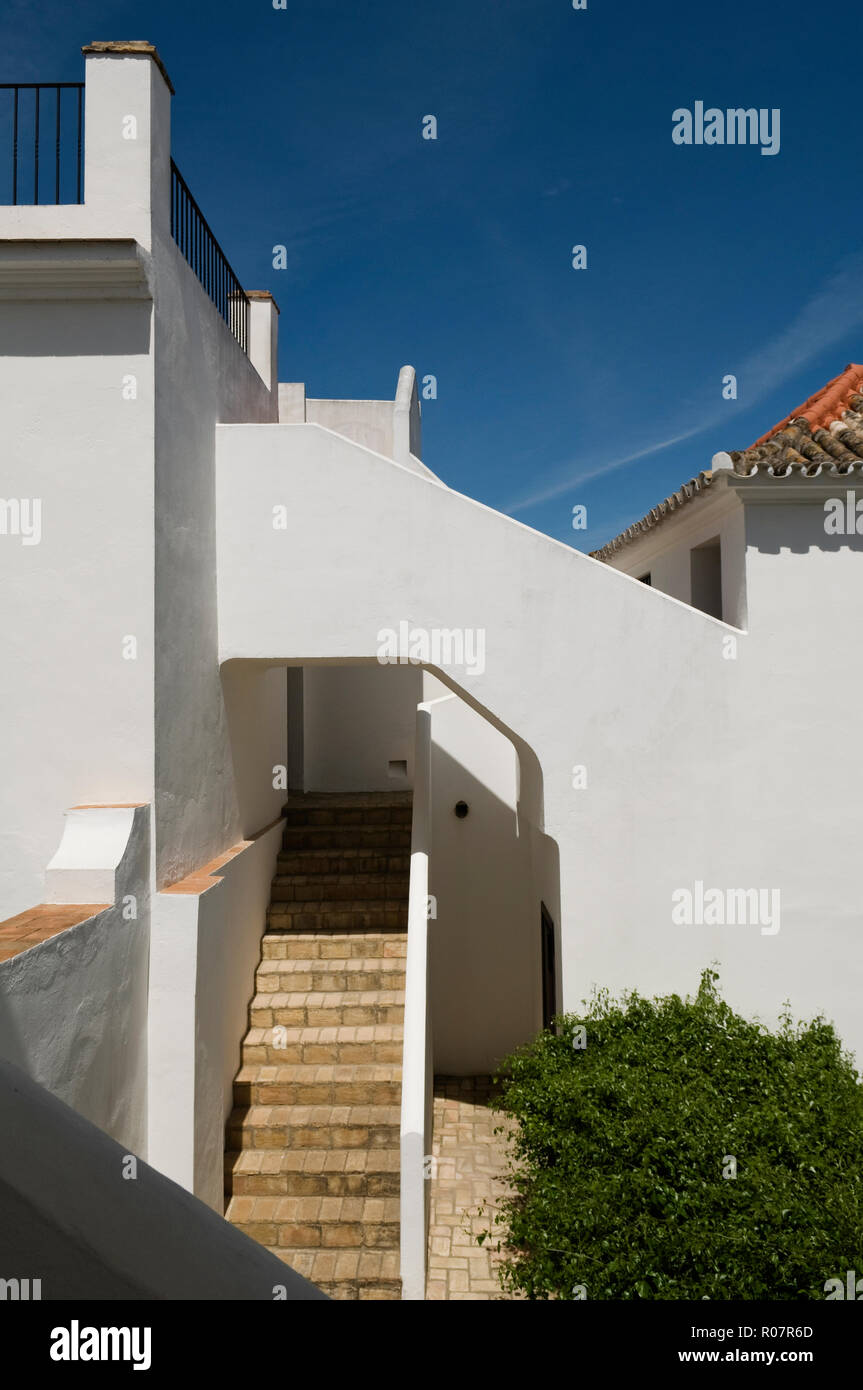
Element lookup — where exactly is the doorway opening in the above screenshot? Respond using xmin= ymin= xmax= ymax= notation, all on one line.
xmin=541 ymin=902 xmax=557 ymax=1031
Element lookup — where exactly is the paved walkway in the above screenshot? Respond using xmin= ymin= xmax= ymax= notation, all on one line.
xmin=425 ymin=1076 xmax=518 ymax=1300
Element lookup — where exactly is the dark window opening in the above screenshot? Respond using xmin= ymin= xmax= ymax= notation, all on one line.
xmin=690 ymin=537 xmax=723 ymax=620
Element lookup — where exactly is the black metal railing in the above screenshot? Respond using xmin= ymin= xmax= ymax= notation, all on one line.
xmin=170 ymin=159 xmax=249 ymax=353
xmin=0 ymin=83 xmax=84 ymax=205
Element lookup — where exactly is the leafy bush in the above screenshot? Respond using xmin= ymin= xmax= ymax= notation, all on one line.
xmin=488 ymin=969 xmax=863 ymax=1299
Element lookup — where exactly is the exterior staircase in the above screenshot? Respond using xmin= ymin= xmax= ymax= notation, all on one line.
xmin=224 ymin=792 xmax=411 ymax=1300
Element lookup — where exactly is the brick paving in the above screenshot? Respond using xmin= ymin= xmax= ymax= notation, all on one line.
xmin=426 ymin=1075 xmax=518 ymax=1300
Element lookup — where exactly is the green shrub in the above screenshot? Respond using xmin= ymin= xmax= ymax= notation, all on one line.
xmin=488 ymin=969 xmax=863 ymax=1300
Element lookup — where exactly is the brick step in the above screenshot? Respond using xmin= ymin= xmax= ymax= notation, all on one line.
xmin=226 ymin=792 xmax=410 ymax=1295
xmin=266 ymin=902 xmax=407 ymax=932
xmin=249 ymin=990 xmax=404 ymax=1029
xmin=226 ymin=1195 xmax=400 ymax=1252
xmin=278 ymin=849 xmax=410 ymax=877
xmin=270 ymin=873 xmax=410 ymax=904
xmin=255 ymin=957 xmax=406 ymax=994
xmin=225 ymin=1146 xmax=400 ymax=1198
xmin=282 ymin=826 xmax=411 ymax=852
xmin=233 ymin=1062 xmax=402 ymax=1107
xmin=315 ymin=1280 xmax=402 ymax=1302
xmin=261 ymin=930 xmax=406 ymax=961
xmin=241 ymin=1023 xmax=403 ymax=1066
xmin=226 ymin=1104 xmax=400 ymax=1150
xmin=283 ymin=805 xmax=412 ymax=829
xmin=265 ymin=1246 xmax=401 ymax=1299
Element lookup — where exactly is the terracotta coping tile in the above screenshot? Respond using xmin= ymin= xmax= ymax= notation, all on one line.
xmin=0 ymin=904 xmax=110 ymax=964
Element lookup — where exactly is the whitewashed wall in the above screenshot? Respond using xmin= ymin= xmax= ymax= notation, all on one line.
xmin=0 ymin=292 xmax=155 ymax=920
xmin=603 ymin=484 xmax=748 ymax=628
xmin=221 ymin=662 xmax=288 ymax=834
xmin=151 ymin=230 xmax=278 ymax=890
xmin=0 ymin=49 xmax=290 ymax=1204
xmin=0 ymin=807 xmax=150 ymax=1152
xmin=216 ymin=422 xmax=863 ymax=1066
xmin=421 ymin=676 xmax=541 ymax=1072
xmin=302 ymin=665 xmax=421 ymax=792
xmin=148 ymin=818 xmax=284 ymax=1211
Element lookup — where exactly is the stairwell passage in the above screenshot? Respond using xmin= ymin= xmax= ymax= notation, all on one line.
xmin=225 ymin=793 xmax=411 ymax=1300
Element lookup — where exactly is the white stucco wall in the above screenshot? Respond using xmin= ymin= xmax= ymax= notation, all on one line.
xmin=148 ymin=818 xmax=283 ymax=1210
xmin=221 ymin=662 xmax=288 ymax=835
xmin=151 ymin=230 xmax=278 ymax=889
xmin=0 ymin=290 xmax=155 ymax=920
xmin=0 ymin=807 xmax=150 ymax=1152
xmin=284 ymin=366 xmax=439 ymax=483
xmin=422 ymin=677 xmax=541 ymax=1072
xmin=602 ymin=483 xmax=747 ymax=628
xmin=0 ymin=47 xmax=295 ymax=1201
xmin=216 ymin=422 xmax=863 ymax=1066
xmin=305 ymin=398 xmax=395 ymax=458
xmin=0 ymin=57 xmax=171 ymax=923
xmin=195 ymin=819 xmax=285 ymax=1210
xmin=302 ymin=664 xmax=422 ymax=792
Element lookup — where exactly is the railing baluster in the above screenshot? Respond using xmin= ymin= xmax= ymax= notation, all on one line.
xmin=55 ymin=85 xmax=61 ymax=204
xmin=12 ymin=85 xmax=18 ymax=205
xmin=168 ymin=158 xmax=250 ymax=355
xmin=76 ymin=84 xmax=82 ymax=203
xmin=34 ymin=85 xmax=39 ymax=204
xmin=2 ymin=83 xmax=84 ymax=206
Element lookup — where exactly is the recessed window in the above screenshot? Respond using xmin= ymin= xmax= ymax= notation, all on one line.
xmin=690 ymin=538 xmax=722 ymax=619
xmin=388 ymin=759 xmax=407 ymax=779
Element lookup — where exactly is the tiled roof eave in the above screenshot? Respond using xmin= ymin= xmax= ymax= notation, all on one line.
xmin=593 ymin=367 xmax=863 ymax=562
xmin=590 ymin=470 xmax=714 ymax=561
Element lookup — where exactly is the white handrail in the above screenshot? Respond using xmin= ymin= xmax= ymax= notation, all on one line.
xmin=399 ymin=701 xmax=433 ymax=1300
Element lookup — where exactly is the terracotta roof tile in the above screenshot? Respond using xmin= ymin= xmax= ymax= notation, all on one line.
xmin=592 ymin=363 xmax=863 ymax=561
xmin=729 ymin=363 xmax=863 ymax=477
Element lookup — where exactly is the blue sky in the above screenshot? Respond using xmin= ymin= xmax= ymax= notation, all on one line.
xmin=2 ymin=0 xmax=861 ymax=551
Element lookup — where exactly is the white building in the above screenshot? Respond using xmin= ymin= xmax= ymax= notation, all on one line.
xmin=1 ymin=42 xmax=861 ymax=1300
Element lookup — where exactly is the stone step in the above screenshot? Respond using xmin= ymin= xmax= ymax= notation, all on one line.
xmin=282 ymin=825 xmax=411 ymax=852
xmin=261 ymin=930 xmax=406 ymax=961
xmin=226 ymin=792 xmax=411 ymax=1294
xmin=316 ymin=1280 xmax=402 ymax=1301
xmin=284 ymin=804 xmax=412 ymax=829
xmin=226 ymin=1104 xmax=400 ymax=1150
xmin=233 ymin=1062 xmax=402 ymax=1108
xmin=249 ymin=991 xmax=404 ymax=1029
xmin=270 ymin=873 xmax=410 ymax=904
xmin=278 ymin=849 xmax=410 ymax=877
xmin=241 ymin=1023 xmax=403 ymax=1066
xmin=265 ymin=1245 xmax=401 ymax=1300
xmin=226 ymin=1195 xmax=400 ymax=1252
xmin=255 ymin=956 xmax=406 ymax=994
xmin=266 ymin=901 xmax=407 ymax=932
xmin=225 ymin=1146 xmax=400 ymax=1198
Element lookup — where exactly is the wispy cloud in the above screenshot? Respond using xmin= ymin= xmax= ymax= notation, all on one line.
xmin=508 ymin=426 xmax=709 ymax=512
xmin=506 ymin=251 xmax=863 ymax=515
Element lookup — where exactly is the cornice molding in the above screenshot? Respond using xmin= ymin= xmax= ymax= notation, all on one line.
xmin=0 ymin=238 xmax=152 ymax=300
